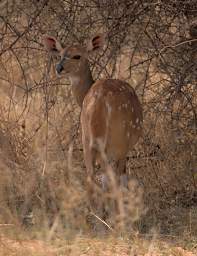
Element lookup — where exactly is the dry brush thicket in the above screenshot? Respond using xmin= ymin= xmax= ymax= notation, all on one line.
xmin=0 ymin=0 xmax=196 ymax=236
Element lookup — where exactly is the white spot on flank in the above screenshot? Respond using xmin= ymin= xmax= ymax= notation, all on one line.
xmin=122 ymin=120 xmax=126 ymax=127
xmin=136 ymin=118 xmax=139 ymax=123
xmin=121 ymin=103 xmax=128 ymax=108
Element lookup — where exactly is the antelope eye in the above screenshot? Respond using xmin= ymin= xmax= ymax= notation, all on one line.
xmin=72 ymin=55 xmax=81 ymax=59
xmin=53 ymin=55 xmax=61 ymax=61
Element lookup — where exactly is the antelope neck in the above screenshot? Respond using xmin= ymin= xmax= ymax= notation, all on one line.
xmin=69 ymin=65 xmax=94 ymax=107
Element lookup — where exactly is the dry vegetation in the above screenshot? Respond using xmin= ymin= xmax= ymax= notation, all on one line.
xmin=0 ymin=0 xmax=196 ymax=255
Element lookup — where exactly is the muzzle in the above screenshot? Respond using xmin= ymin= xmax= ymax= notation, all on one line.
xmin=56 ymin=63 xmax=64 ymax=74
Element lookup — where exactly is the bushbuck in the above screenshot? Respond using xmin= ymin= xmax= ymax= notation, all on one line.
xmin=43 ymin=33 xmax=143 ymax=228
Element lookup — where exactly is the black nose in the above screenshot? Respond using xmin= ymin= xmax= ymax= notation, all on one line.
xmin=56 ymin=63 xmax=64 ymax=74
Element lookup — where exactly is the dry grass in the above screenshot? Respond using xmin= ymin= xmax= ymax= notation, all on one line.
xmin=0 ymin=232 xmax=196 ymax=256
xmin=0 ymin=101 xmax=196 ymax=254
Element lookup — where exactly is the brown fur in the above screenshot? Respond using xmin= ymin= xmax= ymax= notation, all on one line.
xmin=81 ymin=79 xmax=143 ymax=175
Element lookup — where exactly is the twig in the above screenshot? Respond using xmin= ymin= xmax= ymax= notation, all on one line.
xmin=90 ymin=212 xmax=114 ymax=231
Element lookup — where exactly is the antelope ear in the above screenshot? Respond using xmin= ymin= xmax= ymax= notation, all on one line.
xmin=87 ymin=33 xmax=106 ymax=52
xmin=42 ymin=35 xmax=63 ymax=53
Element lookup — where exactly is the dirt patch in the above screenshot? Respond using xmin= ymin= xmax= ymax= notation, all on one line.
xmin=0 ymin=235 xmax=56 ymax=256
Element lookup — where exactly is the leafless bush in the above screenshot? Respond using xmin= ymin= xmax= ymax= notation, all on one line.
xmin=0 ymin=0 xmax=196 ymax=236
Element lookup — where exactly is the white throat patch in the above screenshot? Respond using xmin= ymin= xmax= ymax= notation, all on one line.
xmin=69 ymin=76 xmax=80 ymax=86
